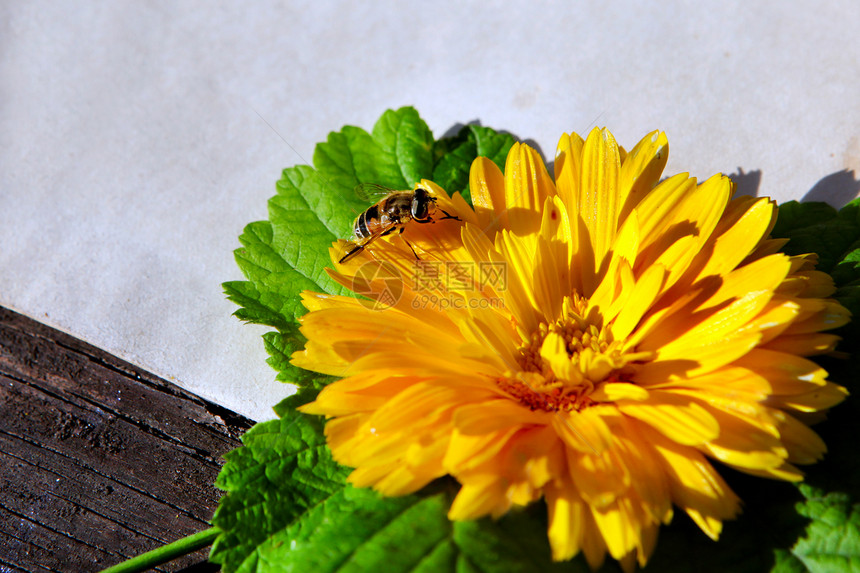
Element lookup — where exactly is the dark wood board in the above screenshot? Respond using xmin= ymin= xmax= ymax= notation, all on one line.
xmin=0 ymin=306 xmax=255 ymax=572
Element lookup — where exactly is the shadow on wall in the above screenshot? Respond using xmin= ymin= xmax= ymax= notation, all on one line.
xmin=802 ymin=170 xmax=860 ymax=208
xmin=728 ymin=168 xmax=860 ymax=209
xmin=727 ymin=168 xmax=762 ymax=199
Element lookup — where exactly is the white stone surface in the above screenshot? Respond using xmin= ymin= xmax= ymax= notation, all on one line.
xmin=2 ymin=1 xmax=859 ymax=421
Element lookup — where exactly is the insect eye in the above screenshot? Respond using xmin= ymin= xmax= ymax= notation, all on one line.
xmin=412 ymin=198 xmax=429 ymax=220
xmin=412 ymin=187 xmax=433 ymax=220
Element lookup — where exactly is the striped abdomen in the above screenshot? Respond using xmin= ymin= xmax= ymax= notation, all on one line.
xmin=352 ymin=193 xmax=414 ymax=239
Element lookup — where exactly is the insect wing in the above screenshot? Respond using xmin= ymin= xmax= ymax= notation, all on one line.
xmin=354 ymin=182 xmax=398 ymax=202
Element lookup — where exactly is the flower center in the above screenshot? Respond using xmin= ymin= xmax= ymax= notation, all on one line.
xmin=496 ymin=295 xmax=651 ymax=412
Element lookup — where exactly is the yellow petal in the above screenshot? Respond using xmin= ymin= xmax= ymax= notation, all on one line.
xmin=617 ymin=130 xmax=669 ymax=225
xmin=695 ymin=197 xmax=777 ymax=281
xmin=444 ymin=427 xmax=519 ymax=470
xmin=494 ymin=229 xmax=544 ymax=334
xmin=568 ymin=446 xmax=630 ymax=509
xmin=772 ymin=410 xmax=828 ymax=465
xmin=588 ymin=208 xmax=640 ymax=306
xmin=579 ymin=127 xmax=622 ymax=271
xmin=765 ymin=332 xmax=841 ymax=355
xmin=610 ymin=263 xmax=667 ymax=341
xmin=301 ymin=374 xmax=413 ymax=416
xmin=405 ymin=428 xmax=451 ymax=467
xmin=470 ymin=157 xmax=508 ymax=235
xmin=453 ymin=399 xmax=550 ymax=434
xmin=618 ymin=391 xmax=720 ymax=445
xmin=455 ymin=308 xmax=521 ymax=374
xmin=591 ymin=501 xmax=636 ymax=560
xmin=546 ymin=479 xmax=586 ymax=561
xmin=632 ymin=174 xmax=731 ymax=293
xmin=686 ymin=508 xmax=723 ymax=541
xmin=642 ymin=256 xmax=793 ymax=374
xmin=540 ymin=331 xmax=581 ymax=384
xmin=612 ymin=418 xmax=673 ymax=520
xmin=554 ymin=131 xmax=585 ymax=216
xmin=735 ymin=349 xmax=829 ymax=394
xmin=641 ymin=174 xmax=730 ymax=266
xmin=448 ymin=476 xmax=509 ymax=520
xmin=532 ymin=197 xmax=572 ymax=321
xmin=766 ymin=381 xmax=848 ymax=413
xmin=627 ymin=173 xmax=697 ymax=257
xmin=551 ymin=407 xmax=615 ymax=454
xmin=647 ymin=426 xmax=741 ymax=522
xmin=592 ymin=382 xmax=651 ymax=402
xmin=533 ymin=236 xmax=565 ymax=322
xmin=366 ymin=383 xmax=487 ymax=433
xmin=503 ymin=142 xmax=556 ymax=235
xmin=703 ymin=442 xmax=787 ymax=472
xmin=588 ymin=255 xmax=635 ymax=319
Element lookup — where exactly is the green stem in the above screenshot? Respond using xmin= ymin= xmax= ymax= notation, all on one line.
xmin=100 ymin=526 xmax=220 ymax=573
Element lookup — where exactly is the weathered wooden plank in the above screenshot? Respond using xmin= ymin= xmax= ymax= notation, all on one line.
xmin=0 ymin=307 xmax=254 ymax=572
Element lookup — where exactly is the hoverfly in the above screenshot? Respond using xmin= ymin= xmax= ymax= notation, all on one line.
xmin=338 ymin=183 xmax=460 ymax=264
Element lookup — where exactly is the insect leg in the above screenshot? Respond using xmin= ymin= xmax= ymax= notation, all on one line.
xmin=398 ymin=227 xmax=421 ymax=260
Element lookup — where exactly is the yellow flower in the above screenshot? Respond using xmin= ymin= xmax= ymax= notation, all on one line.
xmin=293 ymin=128 xmax=850 ymax=569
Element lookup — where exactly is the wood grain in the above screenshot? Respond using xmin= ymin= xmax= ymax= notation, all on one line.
xmin=0 ymin=307 xmax=254 ymax=572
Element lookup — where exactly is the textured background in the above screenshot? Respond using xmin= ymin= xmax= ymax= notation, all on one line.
xmin=2 ymin=1 xmax=859 ymax=421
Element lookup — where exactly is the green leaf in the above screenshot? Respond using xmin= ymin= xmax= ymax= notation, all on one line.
xmin=432 ymin=125 xmax=515 ymax=204
xmin=241 ymin=487 xmax=450 ymax=573
xmin=771 ymin=550 xmax=808 ymax=573
xmin=224 ymin=279 xmax=288 ymax=331
xmin=369 ymin=107 xmax=435 ymax=187
xmin=210 ymin=409 xmax=350 ymax=572
xmin=432 ymin=133 xmax=477 ymax=199
xmin=262 ymin=330 xmax=334 ymax=389
xmin=229 ymin=483 xmax=588 ymax=573
xmin=771 ymin=199 xmax=860 ymax=274
xmin=834 ymin=282 xmax=860 ymax=320
xmin=790 ymin=485 xmax=860 ymax=572
xmin=771 ymin=201 xmax=838 ymax=239
xmin=273 ymin=388 xmax=321 ymax=415
xmin=471 ymin=125 xmax=517 ymax=171
xmin=313 ymin=107 xmax=435 ymax=195
xmin=451 ymin=507 xmax=588 ymax=573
